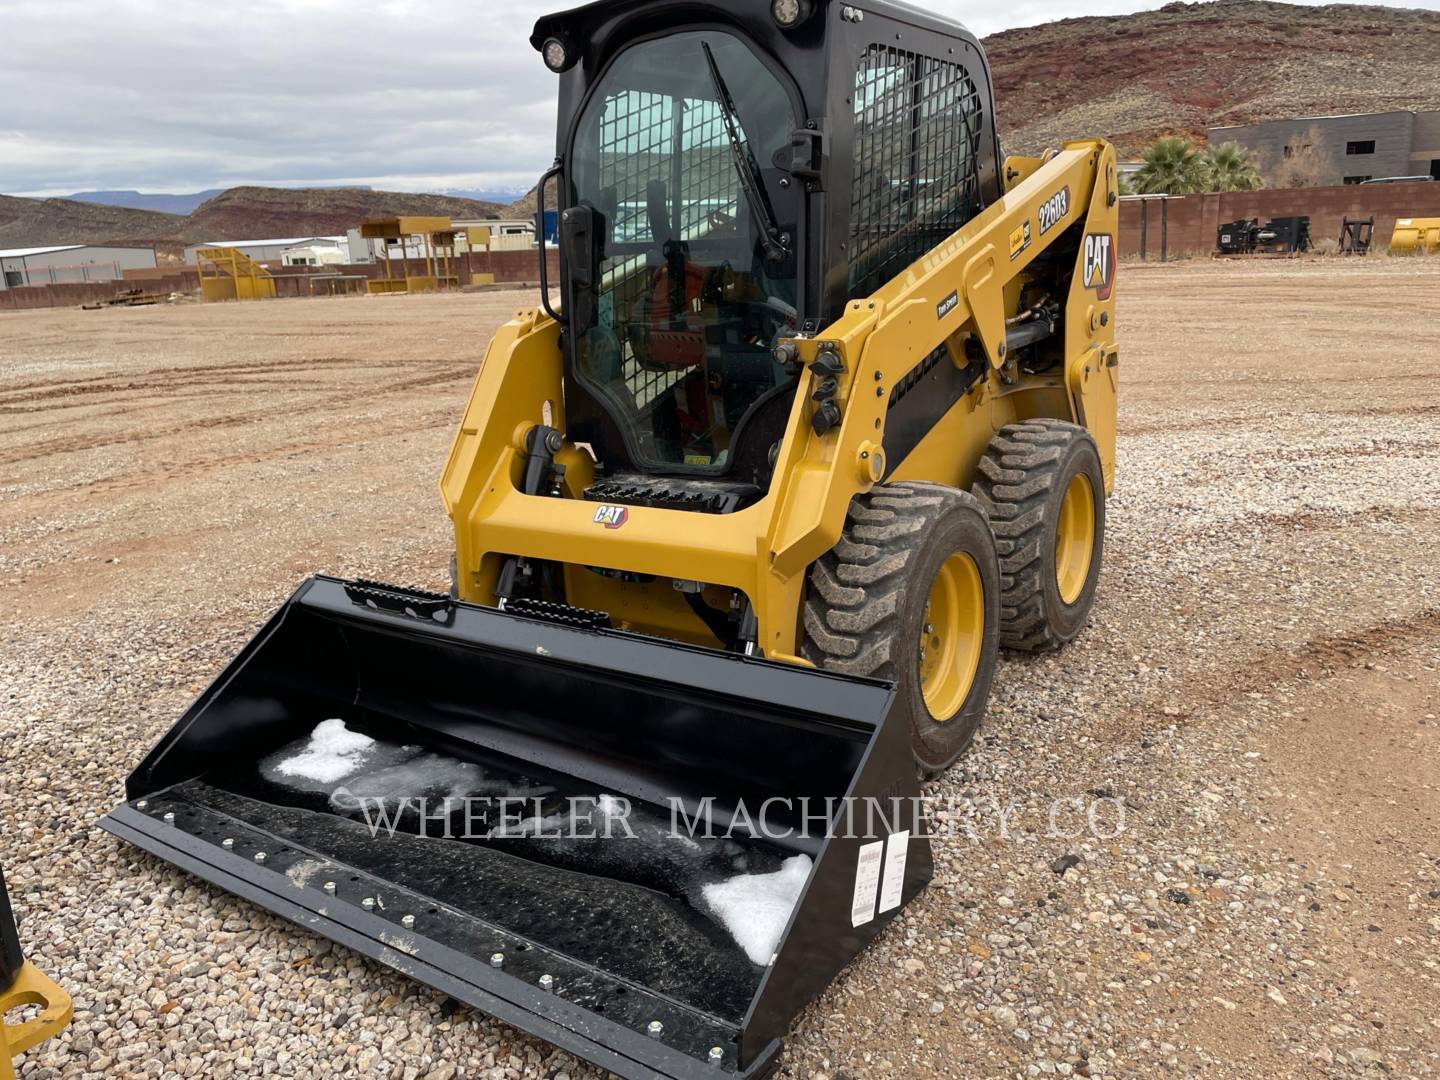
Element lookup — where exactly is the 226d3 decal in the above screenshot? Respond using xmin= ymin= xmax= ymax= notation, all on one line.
xmin=1083 ymin=232 xmax=1115 ymax=301
xmin=1038 ymin=186 xmax=1070 ymax=235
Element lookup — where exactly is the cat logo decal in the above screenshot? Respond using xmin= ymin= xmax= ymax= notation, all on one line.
xmin=593 ymin=505 xmax=630 ymax=529
xmin=1082 ymin=233 xmax=1115 ymax=301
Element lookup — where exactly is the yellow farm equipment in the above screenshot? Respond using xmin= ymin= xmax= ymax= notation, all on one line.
xmin=196 ymin=246 xmax=277 ymax=302
xmin=106 ymin=2 xmax=1119 ymax=1077
xmin=361 ymin=216 xmax=468 ymax=294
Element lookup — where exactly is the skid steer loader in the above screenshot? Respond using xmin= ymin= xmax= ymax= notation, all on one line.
xmin=103 ymin=2 xmax=1118 ymax=1076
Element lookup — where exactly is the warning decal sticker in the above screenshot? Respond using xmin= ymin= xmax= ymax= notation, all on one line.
xmin=851 ymin=841 xmax=884 ymax=927
xmin=878 ymin=830 xmax=910 ymax=914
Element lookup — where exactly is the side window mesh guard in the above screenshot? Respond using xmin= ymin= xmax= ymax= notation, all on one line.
xmin=847 ymin=44 xmax=984 ymax=299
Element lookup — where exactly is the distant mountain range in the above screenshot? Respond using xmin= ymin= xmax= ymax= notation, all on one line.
xmin=58 ymin=186 xmax=530 ymax=217
xmin=0 ymin=186 xmax=517 ymax=257
xmin=63 ymin=189 xmax=229 ymax=215
xmin=431 ymin=187 xmax=532 ymax=206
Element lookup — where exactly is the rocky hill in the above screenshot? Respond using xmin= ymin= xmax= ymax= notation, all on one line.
xmin=987 ymin=0 xmax=1440 ymax=155
xmin=0 ymin=187 xmax=510 ymax=257
xmin=0 ymin=195 xmax=186 ymax=251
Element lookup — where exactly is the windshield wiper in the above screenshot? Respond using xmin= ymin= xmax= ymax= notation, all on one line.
xmin=701 ymin=42 xmax=788 ymax=263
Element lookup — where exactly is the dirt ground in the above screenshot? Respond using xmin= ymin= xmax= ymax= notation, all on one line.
xmin=2 ymin=258 xmax=1438 ymax=1079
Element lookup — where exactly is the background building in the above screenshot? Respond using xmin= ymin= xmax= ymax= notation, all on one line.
xmin=182 ymin=236 xmax=347 ymax=265
xmin=1209 ymin=110 xmax=1440 ymax=186
xmin=0 ymin=244 xmax=157 ymax=290
xmin=281 ymin=245 xmax=347 ymax=268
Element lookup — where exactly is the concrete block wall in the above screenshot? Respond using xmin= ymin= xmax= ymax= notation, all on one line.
xmin=0 ymin=272 xmax=200 ymax=312
xmin=1120 ymin=182 xmax=1440 ymax=257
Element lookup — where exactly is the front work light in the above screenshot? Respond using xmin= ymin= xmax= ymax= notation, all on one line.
xmin=772 ymin=0 xmax=815 ymax=29
xmin=542 ymin=36 xmax=575 ymax=73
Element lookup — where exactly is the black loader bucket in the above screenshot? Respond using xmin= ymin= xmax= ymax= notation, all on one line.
xmin=102 ymin=577 xmax=931 ymax=1079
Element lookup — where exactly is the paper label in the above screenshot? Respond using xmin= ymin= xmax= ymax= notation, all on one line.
xmin=850 ymin=841 xmax=883 ymax=927
xmin=878 ymin=830 xmax=910 ymax=913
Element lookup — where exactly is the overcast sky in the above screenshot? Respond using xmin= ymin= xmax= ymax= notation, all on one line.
xmin=2 ymin=0 xmax=1436 ymax=197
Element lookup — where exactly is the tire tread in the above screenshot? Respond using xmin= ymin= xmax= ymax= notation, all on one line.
xmin=972 ymin=418 xmax=1100 ymax=651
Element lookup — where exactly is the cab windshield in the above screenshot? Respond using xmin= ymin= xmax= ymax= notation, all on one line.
xmin=569 ymin=30 xmax=801 ymax=474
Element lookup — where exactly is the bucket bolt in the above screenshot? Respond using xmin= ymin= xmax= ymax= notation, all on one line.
xmin=135 ymin=800 xmax=148 ymax=810
xmin=253 ymin=851 xmax=267 ymax=864
xmin=323 ymin=881 xmax=336 ymax=895
xmin=490 ymin=953 xmax=504 ymax=969
xmin=162 ymin=812 xmax=175 ymax=825
xmin=646 ymin=1020 xmax=664 ymax=1039
xmin=361 ymin=897 xmax=376 ymax=911
xmin=539 ymin=974 xmax=554 ymax=992
xmin=401 ymin=914 xmax=415 ymax=929
xmin=221 ymin=838 xmax=235 ymax=850
xmin=708 ymin=1047 xmax=725 ymax=1066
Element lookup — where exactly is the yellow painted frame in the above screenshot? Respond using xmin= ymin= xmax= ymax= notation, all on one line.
xmin=1390 ymin=217 xmax=1440 ymax=255
xmin=0 ymin=961 xmax=71 ymax=1079
xmin=441 ymin=140 xmax=1119 ymax=662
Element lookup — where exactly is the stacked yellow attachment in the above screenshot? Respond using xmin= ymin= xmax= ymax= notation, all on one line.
xmin=1390 ymin=218 xmax=1440 ymax=255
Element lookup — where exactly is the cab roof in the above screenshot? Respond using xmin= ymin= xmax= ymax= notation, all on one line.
xmin=531 ymin=0 xmax=977 ymax=50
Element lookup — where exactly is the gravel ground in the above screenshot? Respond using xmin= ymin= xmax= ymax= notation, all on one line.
xmin=2 ymin=259 xmax=1438 ymax=1079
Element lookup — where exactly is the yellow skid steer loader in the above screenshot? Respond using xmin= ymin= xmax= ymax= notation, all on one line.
xmin=104 ymin=2 xmax=1118 ymax=1076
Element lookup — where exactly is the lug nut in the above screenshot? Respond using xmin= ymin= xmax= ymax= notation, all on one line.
xmin=708 ymin=1047 xmax=725 ymax=1066
xmin=539 ymin=974 xmax=554 ymax=991
xmin=323 ymin=881 xmax=336 ymax=895
xmin=646 ymin=1019 xmax=664 ymax=1038
xmin=401 ymin=914 xmax=415 ymax=929
xmin=253 ymin=851 xmax=267 ymax=864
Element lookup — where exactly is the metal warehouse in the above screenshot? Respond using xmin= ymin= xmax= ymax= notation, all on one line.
xmin=0 ymin=244 xmax=158 ymax=290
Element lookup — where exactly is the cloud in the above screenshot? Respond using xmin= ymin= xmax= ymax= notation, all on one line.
xmin=2 ymin=0 xmax=1436 ymax=195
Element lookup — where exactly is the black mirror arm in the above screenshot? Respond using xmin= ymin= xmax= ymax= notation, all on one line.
xmin=537 ymin=158 xmax=566 ymax=325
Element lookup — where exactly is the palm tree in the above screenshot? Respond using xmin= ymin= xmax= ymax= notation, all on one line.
xmin=1131 ymin=137 xmax=1209 ymax=195
xmin=1204 ymin=141 xmax=1264 ymax=192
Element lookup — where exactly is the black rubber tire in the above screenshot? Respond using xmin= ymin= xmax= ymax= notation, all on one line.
xmin=800 ymin=482 xmax=1001 ymax=775
xmin=972 ymin=419 xmax=1105 ymax=652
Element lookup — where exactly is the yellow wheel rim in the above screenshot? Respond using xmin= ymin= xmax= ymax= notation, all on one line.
xmin=1055 ymin=472 xmax=1096 ymax=605
xmin=918 ymin=553 xmax=985 ymax=721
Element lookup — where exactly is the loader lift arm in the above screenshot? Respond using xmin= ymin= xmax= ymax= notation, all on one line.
xmin=767 ymin=141 xmax=1120 ymax=581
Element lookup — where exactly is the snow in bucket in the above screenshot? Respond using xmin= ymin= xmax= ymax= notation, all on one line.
xmin=702 ymin=854 xmax=813 ymax=966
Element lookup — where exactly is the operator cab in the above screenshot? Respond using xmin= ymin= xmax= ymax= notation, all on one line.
xmin=532 ymin=0 xmax=1002 ymax=500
